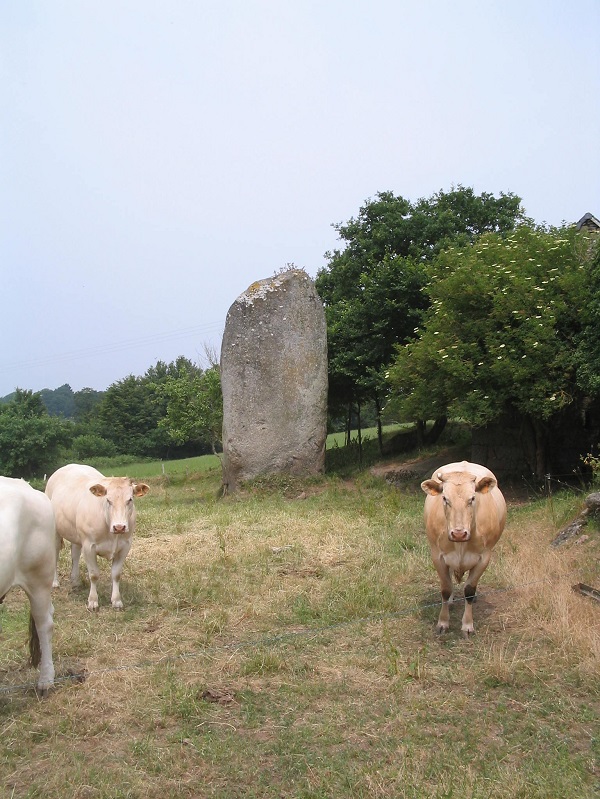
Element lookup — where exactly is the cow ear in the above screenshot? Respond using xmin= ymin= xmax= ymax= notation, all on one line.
xmin=133 ymin=483 xmax=149 ymax=497
xmin=421 ymin=479 xmax=443 ymax=496
xmin=89 ymin=483 xmax=107 ymax=497
xmin=475 ymin=476 xmax=497 ymax=494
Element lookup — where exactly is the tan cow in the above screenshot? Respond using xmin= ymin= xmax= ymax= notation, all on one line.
xmin=46 ymin=464 xmax=149 ymax=611
xmin=421 ymin=461 xmax=506 ymax=636
xmin=0 ymin=476 xmax=55 ymax=692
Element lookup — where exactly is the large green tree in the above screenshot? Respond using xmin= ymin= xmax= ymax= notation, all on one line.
xmin=97 ymin=357 xmax=201 ymax=458
xmin=315 ymin=186 xmax=525 ymax=448
xmin=575 ymin=238 xmax=600 ymax=395
xmin=40 ymin=383 xmax=76 ymax=417
xmin=387 ymin=224 xmax=594 ymax=477
xmin=73 ymin=387 xmax=105 ymax=423
xmin=158 ymin=365 xmax=223 ymax=455
xmin=0 ymin=389 xmax=70 ymax=477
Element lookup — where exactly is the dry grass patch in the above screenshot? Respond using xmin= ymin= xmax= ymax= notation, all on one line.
xmin=493 ymin=497 xmax=600 ymax=680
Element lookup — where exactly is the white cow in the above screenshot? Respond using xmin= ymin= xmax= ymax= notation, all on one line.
xmin=46 ymin=464 xmax=149 ymax=611
xmin=0 ymin=476 xmax=55 ymax=693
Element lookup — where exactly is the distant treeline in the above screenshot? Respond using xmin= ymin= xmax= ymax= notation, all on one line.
xmin=0 ymin=357 xmax=223 ymax=478
xmin=1 ymin=384 xmax=105 ymax=419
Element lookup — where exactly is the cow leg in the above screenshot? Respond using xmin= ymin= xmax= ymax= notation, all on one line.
xmin=28 ymin=589 xmax=55 ymax=693
xmin=433 ymin=554 xmax=453 ymax=634
xmin=110 ymin=541 xmax=131 ymax=610
xmin=70 ymin=542 xmax=83 ymax=587
xmin=461 ymin=552 xmax=492 ymax=636
xmin=81 ymin=541 xmax=101 ymax=610
xmin=53 ymin=533 xmax=62 ymax=588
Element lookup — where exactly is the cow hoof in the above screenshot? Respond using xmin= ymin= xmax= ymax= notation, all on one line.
xmin=36 ymin=684 xmax=54 ymax=698
xmin=436 ymin=625 xmax=449 ymax=635
xmin=87 ymin=603 xmax=99 ymax=612
xmin=461 ymin=628 xmax=475 ymax=638
xmin=112 ymin=603 xmax=124 ymax=611
xmin=52 ymin=580 xmax=60 ymax=589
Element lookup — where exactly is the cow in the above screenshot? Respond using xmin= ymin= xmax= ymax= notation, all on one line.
xmin=421 ymin=461 xmax=506 ymax=636
xmin=46 ymin=464 xmax=149 ymax=611
xmin=0 ymin=476 xmax=55 ymax=693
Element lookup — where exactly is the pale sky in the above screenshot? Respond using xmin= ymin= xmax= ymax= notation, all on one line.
xmin=1 ymin=1 xmax=599 ymax=397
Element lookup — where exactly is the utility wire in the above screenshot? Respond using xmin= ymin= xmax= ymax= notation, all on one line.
xmin=0 ymin=321 xmax=226 ymax=374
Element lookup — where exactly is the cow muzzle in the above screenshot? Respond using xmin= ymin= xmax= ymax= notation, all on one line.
xmin=112 ymin=524 xmax=127 ymax=534
xmin=449 ymin=529 xmax=469 ymax=542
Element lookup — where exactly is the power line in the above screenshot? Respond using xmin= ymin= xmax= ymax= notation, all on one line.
xmin=0 ymin=321 xmax=226 ymax=375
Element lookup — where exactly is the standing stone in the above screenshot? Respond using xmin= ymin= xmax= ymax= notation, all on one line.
xmin=220 ymin=269 xmax=328 ymax=492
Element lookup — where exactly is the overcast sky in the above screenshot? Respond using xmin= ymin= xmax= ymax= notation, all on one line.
xmin=1 ymin=1 xmax=599 ymax=397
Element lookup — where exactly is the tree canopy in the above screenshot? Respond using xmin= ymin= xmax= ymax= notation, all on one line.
xmin=315 ymin=186 xmax=526 ymax=441
xmin=386 ymin=223 xmax=595 ymax=474
xmin=575 ymin=240 xmax=600 ymax=396
xmin=0 ymin=389 xmax=70 ymax=477
xmin=158 ymin=365 xmax=223 ymax=455
xmin=96 ymin=357 xmax=202 ymax=459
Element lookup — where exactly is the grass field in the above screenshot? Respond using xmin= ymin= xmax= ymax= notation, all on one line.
xmin=1 ymin=444 xmax=599 ymax=798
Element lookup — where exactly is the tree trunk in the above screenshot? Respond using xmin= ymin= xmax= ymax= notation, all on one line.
xmin=357 ymin=402 xmax=363 ymax=468
xmin=345 ymin=405 xmax=352 ymax=447
xmin=533 ymin=417 xmax=548 ymax=480
xmin=520 ymin=415 xmax=548 ymax=480
xmin=416 ymin=420 xmax=426 ymax=447
xmin=424 ymin=416 xmax=447 ymax=445
xmin=375 ymin=394 xmax=383 ymax=456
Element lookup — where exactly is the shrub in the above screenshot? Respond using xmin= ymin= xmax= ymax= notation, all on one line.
xmin=70 ymin=434 xmax=118 ymax=460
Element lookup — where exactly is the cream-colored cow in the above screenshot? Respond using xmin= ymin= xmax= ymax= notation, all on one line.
xmin=46 ymin=464 xmax=149 ymax=611
xmin=0 ymin=476 xmax=55 ymax=692
xmin=421 ymin=461 xmax=506 ymax=636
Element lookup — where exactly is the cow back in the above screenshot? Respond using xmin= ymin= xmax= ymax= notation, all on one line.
xmin=0 ymin=476 xmax=56 ymax=596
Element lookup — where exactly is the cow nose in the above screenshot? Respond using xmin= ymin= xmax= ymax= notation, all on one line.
xmin=450 ymin=529 xmax=469 ymax=542
xmin=112 ymin=524 xmax=127 ymax=534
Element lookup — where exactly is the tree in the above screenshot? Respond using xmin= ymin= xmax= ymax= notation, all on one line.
xmin=315 ymin=186 xmax=525 ymax=450
xmin=73 ymin=387 xmax=105 ymax=423
xmin=575 ymin=239 xmax=600 ymax=395
xmin=159 ymin=365 xmax=223 ymax=455
xmin=40 ymin=384 xmax=76 ymax=417
xmin=70 ymin=434 xmax=118 ymax=460
xmin=387 ymin=224 xmax=593 ymax=477
xmin=97 ymin=357 xmax=202 ymax=458
xmin=0 ymin=389 xmax=70 ymax=477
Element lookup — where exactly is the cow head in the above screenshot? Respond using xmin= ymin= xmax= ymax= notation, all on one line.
xmin=89 ymin=478 xmax=150 ymax=534
xmin=421 ymin=471 xmax=496 ymax=542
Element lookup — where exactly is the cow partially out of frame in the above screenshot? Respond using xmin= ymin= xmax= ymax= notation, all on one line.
xmin=0 ymin=476 xmax=56 ymax=693
xmin=421 ymin=461 xmax=506 ymax=636
xmin=46 ymin=464 xmax=149 ymax=611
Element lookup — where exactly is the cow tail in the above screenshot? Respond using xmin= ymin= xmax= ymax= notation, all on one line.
xmin=29 ymin=611 xmax=41 ymax=668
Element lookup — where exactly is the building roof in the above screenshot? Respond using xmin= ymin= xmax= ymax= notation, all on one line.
xmin=576 ymin=212 xmax=600 ymax=231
